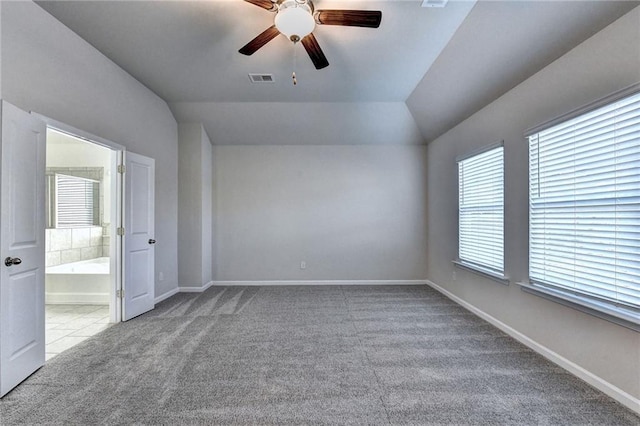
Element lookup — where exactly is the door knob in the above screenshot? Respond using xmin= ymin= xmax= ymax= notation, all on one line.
xmin=148 ymin=239 xmax=156 ymax=245
xmin=4 ymin=257 xmax=22 ymax=267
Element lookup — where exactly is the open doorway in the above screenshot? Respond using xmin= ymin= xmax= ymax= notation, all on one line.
xmin=1 ymin=103 xmax=156 ymax=396
xmin=44 ymin=129 xmax=117 ymax=360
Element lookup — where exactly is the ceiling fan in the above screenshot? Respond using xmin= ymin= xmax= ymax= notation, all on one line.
xmin=239 ymin=0 xmax=382 ymax=70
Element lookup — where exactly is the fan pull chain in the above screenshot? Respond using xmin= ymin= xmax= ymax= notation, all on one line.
xmin=292 ymin=41 xmax=298 ymax=86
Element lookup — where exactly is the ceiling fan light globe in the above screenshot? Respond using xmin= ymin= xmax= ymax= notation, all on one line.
xmin=275 ymin=7 xmax=315 ymax=39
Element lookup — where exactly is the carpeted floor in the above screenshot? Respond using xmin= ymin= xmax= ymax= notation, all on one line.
xmin=1 ymin=285 xmax=638 ymax=425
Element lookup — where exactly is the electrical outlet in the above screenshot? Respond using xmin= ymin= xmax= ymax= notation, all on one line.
xmin=452 ymin=270 xmax=456 ymax=281
xmin=300 ymin=261 xmax=306 ymax=270
xmin=159 ymin=272 xmax=164 ymax=281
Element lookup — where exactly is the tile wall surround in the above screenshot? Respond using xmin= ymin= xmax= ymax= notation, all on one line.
xmin=46 ymin=227 xmax=108 ymax=267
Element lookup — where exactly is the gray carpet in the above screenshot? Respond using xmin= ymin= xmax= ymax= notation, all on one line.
xmin=1 ymin=285 xmax=638 ymax=425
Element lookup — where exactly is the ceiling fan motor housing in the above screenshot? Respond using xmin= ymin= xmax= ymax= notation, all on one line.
xmin=275 ymin=0 xmax=316 ymax=41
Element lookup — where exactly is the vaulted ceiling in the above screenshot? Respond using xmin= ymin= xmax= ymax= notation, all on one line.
xmin=37 ymin=0 xmax=639 ymax=144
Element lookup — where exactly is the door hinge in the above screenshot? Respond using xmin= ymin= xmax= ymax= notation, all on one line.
xmin=117 ymin=227 xmax=125 ymax=236
xmin=116 ymin=289 xmax=124 ymax=299
xmin=117 ymin=164 xmax=126 ymax=174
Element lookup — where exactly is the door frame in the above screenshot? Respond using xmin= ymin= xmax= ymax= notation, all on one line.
xmin=34 ymin=114 xmax=125 ymax=323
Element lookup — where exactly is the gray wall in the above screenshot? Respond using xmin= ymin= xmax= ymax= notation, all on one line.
xmin=425 ymin=8 xmax=640 ymax=399
xmin=213 ymin=145 xmax=428 ymax=281
xmin=178 ymin=124 xmax=203 ymax=288
xmin=201 ymin=130 xmax=213 ymax=285
xmin=178 ymin=123 xmax=213 ymax=288
xmin=1 ymin=1 xmax=179 ymax=297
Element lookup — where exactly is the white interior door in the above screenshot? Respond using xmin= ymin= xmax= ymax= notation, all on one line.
xmin=122 ymin=151 xmax=155 ymax=321
xmin=0 ymin=101 xmax=46 ymax=397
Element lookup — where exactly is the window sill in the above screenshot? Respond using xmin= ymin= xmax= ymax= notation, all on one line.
xmin=514 ymin=281 xmax=640 ymax=332
xmin=452 ymin=260 xmax=509 ymax=286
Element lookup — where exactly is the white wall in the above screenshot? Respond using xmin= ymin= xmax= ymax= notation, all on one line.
xmin=213 ymin=145 xmax=428 ymax=282
xmin=178 ymin=123 xmax=213 ymax=288
xmin=1 ymin=1 xmax=179 ymax=297
xmin=425 ymin=8 xmax=640 ymax=402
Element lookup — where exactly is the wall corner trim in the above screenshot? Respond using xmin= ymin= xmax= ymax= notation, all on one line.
xmin=154 ymin=280 xmax=216 ymax=304
xmin=211 ymin=280 xmax=429 ymax=286
xmin=178 ymin=281 xmax=215 ymax=293
xmin=425 ymin=280 xmax=640 ymax=414
xmin=154 ymin=288 xmax=179 ymax=304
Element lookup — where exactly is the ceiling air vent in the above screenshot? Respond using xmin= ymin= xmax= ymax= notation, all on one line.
xmin=248 ymin=73 xmax=275 ymax=83
xmin=422 ymin=0 xmax=448 ymax=7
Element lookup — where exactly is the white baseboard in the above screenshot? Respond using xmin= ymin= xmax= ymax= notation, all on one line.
xmin=154 ymin=287 xmax=179 ymax=304
xmin=45 ymin=292 xmax=109 ymax=305
xmin=178 ymin=281 xmax=215 ymax=293
xmin=426 ymin=280 xmax=640 ymax=414
xmin=154 ymin=281 xmax=215 ymax=302
xmin=158 ymin=280 xmax=426 ymax=300
xmin=212 ymin=279 xmax=428 ymax=286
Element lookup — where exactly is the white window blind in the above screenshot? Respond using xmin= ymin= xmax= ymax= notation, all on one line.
xmin=56 ymin=174 xmax=97 ymax=227
xmin=458 ymin=146 xmax=504 ymax=274
xmin=528 ymin=91 xmax=640 ymax=310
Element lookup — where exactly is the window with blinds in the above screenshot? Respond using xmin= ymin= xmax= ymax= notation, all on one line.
xmin=55 ymin=174 xmax=99 ymax=227
xmin=528 ymin=91 xmax=640 ymax=312
xmin=458 ymin=145 xmax=504 ymax=274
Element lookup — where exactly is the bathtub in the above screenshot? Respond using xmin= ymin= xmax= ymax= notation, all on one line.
xmin=46 ymin=257 xmax=110 ymax=275
xmin=46 ymin=257 xmax=111 ymax=305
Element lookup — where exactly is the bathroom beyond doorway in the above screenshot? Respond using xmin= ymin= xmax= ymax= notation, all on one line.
xmin=44 ymin=129 xmax=116 ymax=359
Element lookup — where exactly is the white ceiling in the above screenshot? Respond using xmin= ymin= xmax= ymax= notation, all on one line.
xmin=36 ymin=0 xmax=639 ymax=144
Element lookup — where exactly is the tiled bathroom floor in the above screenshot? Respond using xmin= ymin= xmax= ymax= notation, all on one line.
xmin=45 ymin=304 xmax=111 ymax=361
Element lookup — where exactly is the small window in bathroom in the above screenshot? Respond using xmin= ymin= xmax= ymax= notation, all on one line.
xmin=52 ymin=174 xmax=100 ymax=228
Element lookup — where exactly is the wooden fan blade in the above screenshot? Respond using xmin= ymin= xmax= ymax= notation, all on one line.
xmin=239 ymin=25 xmax=280 ymax=56
xmin=301 ymin=33 xmax=329 ymax=70
xmin=243 ymin=0 xmax=277 ymax=11
xmin=315 ymin=10 xmax=382 ymax=28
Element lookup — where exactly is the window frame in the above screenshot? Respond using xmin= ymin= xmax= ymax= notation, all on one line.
xmin=456 ymin=142 xmax=506 ymax=282
xmin=521 ymin=84 xmax=640 ymax=330
xmin=54 ymin=173 xmax=100 ymax=228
